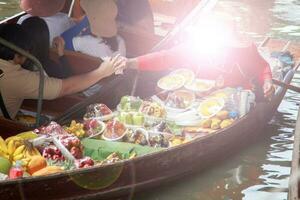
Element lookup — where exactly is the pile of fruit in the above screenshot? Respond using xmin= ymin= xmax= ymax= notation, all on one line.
xmin=200 ymin=110 xmax=235 ymax=130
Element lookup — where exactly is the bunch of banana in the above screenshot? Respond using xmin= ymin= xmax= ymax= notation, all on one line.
xmin=0 ymin=136 xmax=10 ymax=160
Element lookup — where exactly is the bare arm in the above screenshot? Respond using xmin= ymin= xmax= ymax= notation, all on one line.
xmin=59 ymin=55 xmax=125 ymax=96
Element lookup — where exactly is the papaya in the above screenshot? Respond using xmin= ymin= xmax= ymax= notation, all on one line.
xmin=201 ymin=119 xmax=212 ymax=128
xmin=27 ymin=156 xmax=47 ymax=175
xmin=216 ymin=110 xmax=229 ymax=120
xmin=32 ymin=166 xmax=63 ymax=177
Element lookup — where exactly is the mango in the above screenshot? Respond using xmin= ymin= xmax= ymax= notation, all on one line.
xmin=27 ymin=156 xmax=47 ymax=175
xmin=216 ymin=110 xmax=229 ymax=120
xmin=220 ymin=119 xmax=234 ymax=129
xmin=201 ymin=119 xmax=212 ymax=128
xmin=32 ymin=166 xmax=63 ymax=177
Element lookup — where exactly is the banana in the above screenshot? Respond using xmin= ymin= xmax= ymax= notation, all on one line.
xmin=13 ymin=145 xmax=26 ymax=157
xmin=16 ymin=131 xmax=38 ymax=140
xmin=31 ymin=148 xmax=41 ymax=156
xmin=13 ymin=153 xmax=24 ymax=161
xmin=24 ymin=149 xmax=32 ymax=158
xmin=0 ymin=136 xmax=8 ymax=153
xmin=5 ymin=136 xmax=22 ymax=144
xmin=0 ymin=149 xmax=9 ymax=159
xmin=7 ymin=140 xmax=16 ymax=155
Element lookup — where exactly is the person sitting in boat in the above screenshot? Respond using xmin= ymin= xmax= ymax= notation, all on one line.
xmin=124 ymin=15 xmax=275 ymax=101
xmin=0 ymin=24 xmax=125 ymax=119
xmin=21 ymin=17 xmax=72 ymax=79
xmin=61 ymin=0 xmax=126 ymax=58
xmin=117 ymin=0 xmax=155 ymax=34
xmin=17 ymin=0 xmax=75 ymax=46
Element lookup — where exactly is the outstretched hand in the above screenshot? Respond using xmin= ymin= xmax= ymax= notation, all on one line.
xmin=100 ymin=54 xmax=126 ymax=78
xmin=263 ymin=79 xmax=275 ymax=100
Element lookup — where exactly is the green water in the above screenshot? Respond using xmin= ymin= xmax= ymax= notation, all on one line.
xmin=0 ymin=0 xmax=299 ymax=199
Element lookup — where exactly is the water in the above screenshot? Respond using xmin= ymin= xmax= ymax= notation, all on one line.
xmin=0 ymin=0 xmax=299 ymax=199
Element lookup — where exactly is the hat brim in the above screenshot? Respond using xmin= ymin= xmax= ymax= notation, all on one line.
xmin=20 ymin=0 xmax=66 ymax=17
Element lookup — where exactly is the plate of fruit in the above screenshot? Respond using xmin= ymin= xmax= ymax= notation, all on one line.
xmin=84 ymin=119 xmax=106 ymax=139
xmin=170 ymin=68 xmax=195 ymax=85
xmin=197 ymin=98 xmax=225 ymax=119
xmin=157 ymin=74 xmax=185 ymax=91
xmin=83 ymin=104 xmax=114 ymax=121
xmin=184 ymin=79 xmax=215 ymax=95
xmin=117 ymin=96 xmax=143 ymax=112
xmin=102 ymin=120 xmax=128 ymax=142
xmin=165 ymin=90 xmax=196 ymax=113
xmin=139 ymin=101 xmax=166 ymax=123
xmin=118 ymin=112 xmax=145 ymax=129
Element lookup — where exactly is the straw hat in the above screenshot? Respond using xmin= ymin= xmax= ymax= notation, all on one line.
xmin=20 ymin=0 xmax=66 ymax=17
xmin=80 ymin=0 xmax=118 ymax=38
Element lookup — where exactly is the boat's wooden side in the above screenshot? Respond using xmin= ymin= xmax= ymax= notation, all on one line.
xmin=288 ymin=108 xmax=300 ymax=200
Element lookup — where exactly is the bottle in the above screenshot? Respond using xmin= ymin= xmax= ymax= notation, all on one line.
xmin=9 ymin=161 xmax=23 ymax=179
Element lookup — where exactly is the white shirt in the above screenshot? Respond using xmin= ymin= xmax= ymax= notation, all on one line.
xmin=18 ymin=12 xmax=75 ymax=45
xmin=72 ymin=35 xmax=126 ymax=58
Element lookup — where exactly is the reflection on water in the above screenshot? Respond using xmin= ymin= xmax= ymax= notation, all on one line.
xmin=0 ymin=0 xmax=299 ymax=199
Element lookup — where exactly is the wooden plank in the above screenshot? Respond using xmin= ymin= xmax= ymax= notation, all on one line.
xmin=288 ymin=108 xmax=300 ymax=200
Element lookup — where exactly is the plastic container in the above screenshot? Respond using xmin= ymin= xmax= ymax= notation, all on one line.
xmin=9 ymin=161 xmax=23 ymax=179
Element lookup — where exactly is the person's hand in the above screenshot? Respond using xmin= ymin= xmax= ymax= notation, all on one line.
xmin=53 ymin=37 xmax=65 ymax=57
xmin=263 ymin=79 xmax=275 ymax=100
xmin=99 ymin=54 xmax=126 ymax=78
xmin=125 ymin=58 xmax=139 ymax=70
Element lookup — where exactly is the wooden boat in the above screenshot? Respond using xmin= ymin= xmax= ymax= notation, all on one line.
xmin=1 ymin=1 xmax=300 ymax=200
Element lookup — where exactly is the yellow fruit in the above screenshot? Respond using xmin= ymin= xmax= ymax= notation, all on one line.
xmin=16 ymin=131 xmax=38 ymax=140
xmin=5 ymin=136 xmax=22 ymax=144
xmin=201 ymin=119 xmax=212 ymax=128
xmin=211 ymin=119 xmax=221 ymax=130
xmin=220 ymin=119 xmax=234 ymax=129
xmin=7 ymin=140 xmax=16 ymax=155
xmin=0 ymin=136 xmax=8 ymax=153
xmin=27 ymin=156 xmax=47 ymax=175
xmin=13 ymin=153 xmax=24 ymax=161
xmin=216 ymin=110 xmax=229 ymax=120
xmin=13 ymin=145 xmax=26 ymax=157
xmin=32 ymin=166 xmax=63 ymax=177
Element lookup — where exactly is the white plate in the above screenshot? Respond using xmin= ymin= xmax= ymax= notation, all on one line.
xmin=170 ymin=68 xmax=195 ymax=85
xmin=197 ymin=98 xmax=225 ymax=119
xmin=87 ymin=121 xmax=107 ymax=139
xmin=102 ymin=129 xmax=128 ymax=142
xmin=157 ymin=74 xmax=185 ymax=91
xmin=184 ymin=79 xmax=215 ymax=93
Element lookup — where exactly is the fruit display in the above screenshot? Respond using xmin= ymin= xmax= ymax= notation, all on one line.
xmin=119 ymin=96 xmax=143 ymax=112
xmin=124 ymin=129 xmax=149 ymax=146
xmin=84 ymin=119 xmax=106 ymax=137
xmin=165 ymin=90 xmax=195 ymax=109
xmin=103 ymin=120 xmax=127 ymax=141
xmin=84 ymin=104 xmax=113 ymax=121
xmin=157 ymin=74 xmax=185 ymax=91
xmin=0 ymin=69 xmax=247 ymax=182
xmin=65 ymin=120 xmax=86 ymax=138
xmin=140 ymin=101 xmax=166 ymax=118
xmin=119 ymin=112 xmax=144 ymax=126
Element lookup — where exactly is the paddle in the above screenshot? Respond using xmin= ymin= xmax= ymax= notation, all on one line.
xmin=272 ymin=60 xmax=300 ymax=93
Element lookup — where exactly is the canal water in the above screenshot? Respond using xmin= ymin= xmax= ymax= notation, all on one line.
xmin=0 ymin=0 xmax=299 ymax=199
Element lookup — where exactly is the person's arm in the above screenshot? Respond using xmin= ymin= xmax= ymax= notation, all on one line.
xmin=128 ymin=44 xmax=189 ymax=71
xmin=59 ymin=55 xmax=125 ymax=96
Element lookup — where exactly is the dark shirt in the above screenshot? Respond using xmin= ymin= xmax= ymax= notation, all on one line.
xmin=117 ymin=0 xmax=153 ymax=25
